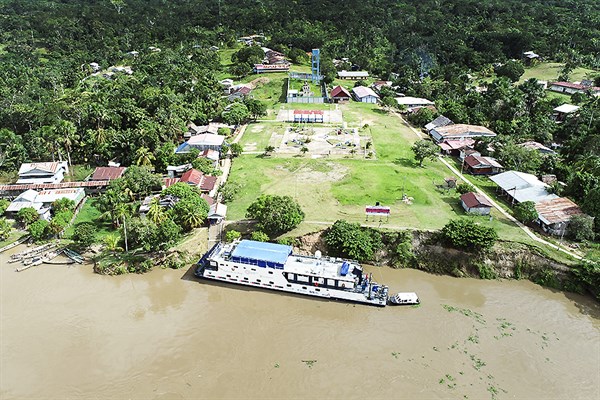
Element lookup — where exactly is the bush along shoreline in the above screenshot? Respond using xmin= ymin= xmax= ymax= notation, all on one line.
xmin=293 ymin=220 xmax=600 ymax=302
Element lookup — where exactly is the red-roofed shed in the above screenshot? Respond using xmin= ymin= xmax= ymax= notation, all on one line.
xmin=91 ymin=166 xmax=127 ymax=181
xmin=460 ymin=192 xmax=493 ymax=215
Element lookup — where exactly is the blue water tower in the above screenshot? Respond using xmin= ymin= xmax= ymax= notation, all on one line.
xmin=311 ymin=49 xmax=320 ymax=83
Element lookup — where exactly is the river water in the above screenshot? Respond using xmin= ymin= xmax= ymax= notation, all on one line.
xmin=1 ymin=249 xmax=599 ymax=400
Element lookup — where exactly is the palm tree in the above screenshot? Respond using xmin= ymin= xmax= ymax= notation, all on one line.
xmin=182 ymin=209 xmax=205 ymax=230
xmin=103 ymin=233 xmax=123 ymax=253
xmin=135 ymin=147 xmax=156 ymax=168
xmin=146 ymin=198 xmax=166 ymax=224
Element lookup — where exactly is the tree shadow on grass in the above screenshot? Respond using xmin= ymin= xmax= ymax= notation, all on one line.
xmin=440 ymin=196 xmax=464 ymax=215
xmin=392 ymin=157 xmax=419 ymax=168
xmin=279 ymin=78 xmax=288 ymax=103
xmin=371 ymin=108 xmax=389 ymax=116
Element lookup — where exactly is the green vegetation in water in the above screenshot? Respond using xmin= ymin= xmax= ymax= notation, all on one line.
xmin=301 ymin=360 xmax=317 ymax=368
xmin=442 ymin=304 xmax=487 ymax=325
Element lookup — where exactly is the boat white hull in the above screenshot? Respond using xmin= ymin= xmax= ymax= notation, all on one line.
xmin=197 ymin=267 xmax=387 ymax=307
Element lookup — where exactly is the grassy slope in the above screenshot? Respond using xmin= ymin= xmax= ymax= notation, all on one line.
xmin=64 ymin=198 xmax=113 ymax=240
xmin=519 ymin=62 xmax=597 ymax=84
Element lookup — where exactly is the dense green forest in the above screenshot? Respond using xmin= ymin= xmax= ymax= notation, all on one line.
xmin=0 ymin=0 xmax=599 ymax=231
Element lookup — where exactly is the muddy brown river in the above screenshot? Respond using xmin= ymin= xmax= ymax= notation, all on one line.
xmin=1 ymin=250 xmax=599 ymax=400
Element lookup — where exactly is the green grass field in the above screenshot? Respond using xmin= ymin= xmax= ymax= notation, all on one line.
xmin=65 ymin=198 xmax=113 ymax=241
xmin=519 ymin=62 xmax=597 ymax=84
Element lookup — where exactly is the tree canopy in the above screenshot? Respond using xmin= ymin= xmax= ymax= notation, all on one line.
xmin=246 ymin=195 xmax=305 ymax=236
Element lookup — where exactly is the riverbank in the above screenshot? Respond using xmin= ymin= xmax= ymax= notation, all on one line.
xmin=294 ymin=228 xmax=598 ymax=301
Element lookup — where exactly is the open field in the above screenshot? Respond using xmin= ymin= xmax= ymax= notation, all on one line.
xmin=227 ymin=103 xmax=539 ymax=245
xmin=65 ymin=198 xmax=113 ymax=240
xmin=519 ymin=62 xmax=598 ymax=84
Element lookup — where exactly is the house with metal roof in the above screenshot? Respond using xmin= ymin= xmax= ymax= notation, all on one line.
xmin=460 ymin=192 xmax=493 ymax=215
xmin=463 ymin=155 xmax=503 ymax=175
xmin=352 ymin=86 xmax=379 ymax=103
xmin=518 ymin=141 xmax=555 ymax=155
xmin=429 ymin=124 xmax=496 ymax=143
xmin=330 ymin=86 xmax=352 ymax=103
xmin=438 ymin=138 xmax=474 ymax=157
xmin=395 ymin=96 xmax=434 ymax=111
xmin=338 ymin=70 xmax=369 ymax=80
xmin=425 ymin=115 xmax=454 ymax=132
xmin=17 ymin=162 xmax=69 ymax=184
xmin=5 ymin=189 xmax=49 ymax=220
xmin=91 ymin=166 xmax=126 ymax=181
xmin=489 ymin=171 xmax=558 ymax=204
xmin=534 ymin=197 xmax=584 ymax=236
xmin=180 ymin=169 xmax=218 ymax=194
xmin=549 ymin=82 xmax=600 ymax=95
xmin=553 ymin=104 xmax=580 ymax=122
xmin=175 ymin=134 xmax=225 ymax=154
xmin=208 ymin=203 xmax=228 ymax=224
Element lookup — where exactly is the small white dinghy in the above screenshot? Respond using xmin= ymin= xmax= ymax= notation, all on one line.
xmin=389 ymin=292 xmax=420 ymax=305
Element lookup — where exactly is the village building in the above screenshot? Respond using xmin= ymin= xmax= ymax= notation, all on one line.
xmin=293 ymin=110 xmax=324 ymax=123
xmin=437 ymin=138 xmax=475 ymax=157
xmin=227 ymin=86 xmax=252 ymax=102
xmin=17 ymin=162 xmax=69 ymax=184
xmin=549 ymin=81 xmax=600 ymax=95
xmin=460 ymin=192 xmax=493 ymax=215
xmin=180 ymin=169 xmax=218 ymax=194
xmin=330 ymin=86 xmax=352 ymax=103
xmin=254 ymin=64 xmax=290 ymax=73
xmin=351 ymin=86 xmax=379 ymax=104
xmin=371 ymin=81 xmax=393 ymax=92
xmin=425 ymin=115 xmax=453 ymax=132
xmin=553 ymin=104 xmax=580 ymax=122
xmin=518 ymin=141 xmax=555 ymax=155
xmin=395 ymin=96 xmax=434 ymax=111
xmin=199 ymin=149 xmax=221 ymax=166
xmin=89 ymin=62 xmax=101 ymax=72
xmin=522 ymin=51 xmax=540 ymax=65
xmin=4 ymin=189 xmax=49 ymax=219
xmin=489 ymin=171 xmax=558 ymax=205
xmin=207 ymin=203 xmax=228 ymax=224
xmin=6 ymin=188 xmax=86 ymax=220
xmin=186 ymin=122 xmax=221 ymax=139
xmin=429 ymin=124 xmax=497 ymax=143
xmin=175 ymin=134 xmax=225 ymax=154
xmin=219 ymin=79 xmax=235 ymax=94
xmin=90 ymin=166 xmax=126 ymax=181
xmin=338 ymin=70 xmax=369 ymax=80
xmin=463 ymin=154 xmax=503 ymax=175
xmin=534 ymin=197 xmax=584 ymax=237
xmin=459 ymin=148 xmax=481 ymax=162
xmin=166 ymin=164 xmax=192 ymax=178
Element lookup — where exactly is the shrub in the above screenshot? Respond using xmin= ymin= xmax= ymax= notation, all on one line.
xmin=324 ymin=220 xmax=382 ymax=261
xmin=456 ymin=183 xmax=476 ymax=195
xmin=0 ymin=218 xmax=11 ymax=240
xmin=513 ymin=201 xmax=538 ymax=224
xmin=16 ymin=207 xmax=39 ymax=226
xmin=52 ymin=198 xmax=76 ymax=213
xmin=225 ymin=229 xmax=242 ymax=242
xmin=567 ymin=214 xmax=595 ymax=241
xmin=441 ymin=219 xmax=498 ymax=251
xmin=219 ymin=182 xmax=242 ymax=203
xmin=28 ymin=219 xmax=49 ymax=242
xmin=0 ymin=199 xmax=10 ymax=215
xmin=251 ymin=231 xmax=269 ymax=242
xmin=72 ymin=222 xmax=97 ymax=248
xmin=246 ymin=195 xmax=304 ymax=236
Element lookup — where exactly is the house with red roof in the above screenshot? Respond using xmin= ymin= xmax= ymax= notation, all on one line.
xmin=437 ymin=138 xmax=475 ymax=157
xmin=549 ymin=81 xmax=600 ymax=95
xmin=180 ymin=169 xmax=218 ymax=194
xmin=535 ymin=197 xmax=584 ymax=236
xmin=91 ymin=166 xmax=127 ymax=181
xmin=330 ymin=86 xmax=351 ymax=103
xmin=460 ymin=192 xmax=493 ymax=215
xmin=463 ymin=155 xmax=503 ymax=175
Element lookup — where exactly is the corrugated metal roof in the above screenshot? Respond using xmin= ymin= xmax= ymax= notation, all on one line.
xmin=331 ymin=85 xmax=351 ymax=98
xmin=535 ymin=197 xmax=583 ymax=225
xmin=231 ymin=240 xmax=292 ymax=266
xmin=0 ymin=181 xmax=109 ymax=192
xmin=91 ymin=167 xmax=126 ymax=181
xmin=460 ymin=192 xmax=493 ymax=208
xmin=489 ymin=171 xmax=558 ymax=203
xmin=352 ymin=86 xmax=379 ymax=99
xmin=187 ymin=134 xmax=225 ymax=146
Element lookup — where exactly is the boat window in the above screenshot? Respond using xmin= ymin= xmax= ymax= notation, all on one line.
xmin=256 ymin=279 xmax=261 ymax=282
xmin=269 ymin=281 xmax=274 ymax=285
xmin=315 ymin=288 xmax=320 ymax=292
xmin=286 ymin=284 xmax=292 ymax=287
xmin=302 ymin=286 xmax=307 ymax=290
xmin=268 ymin=271 xmax=273 ymax=274
xmin=243 ymin=277 xmax=248 ymax=281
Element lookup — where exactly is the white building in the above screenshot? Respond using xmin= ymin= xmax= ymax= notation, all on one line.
xmin=395 ymin=96 xmax=434 ymax=111
xmin=17 ymin=162 xmax=69 ymax=184
xmin=351 ymin=86 xmax=379 ymax=103
xmin=338 ymin=70 xmax=369 ymax=80
xmin=175 ymin=134 xmax=225 ymax=154
xmin=429 ymin=124 xmax=496 ymax=143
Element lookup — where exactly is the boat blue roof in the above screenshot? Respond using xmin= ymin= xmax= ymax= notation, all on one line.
xmin=231 ymin=240 xmax=292 ymax=265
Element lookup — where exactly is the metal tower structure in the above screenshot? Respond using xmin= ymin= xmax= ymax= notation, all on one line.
xmin=311 ymin=48 xmax=320 ymax=83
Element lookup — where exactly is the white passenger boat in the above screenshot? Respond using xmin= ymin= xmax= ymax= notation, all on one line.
xmin=195 ymin=240 xmax=389 ymax=307
xmin=388 ymin=292 xmax=420 ymax=305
